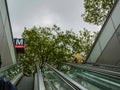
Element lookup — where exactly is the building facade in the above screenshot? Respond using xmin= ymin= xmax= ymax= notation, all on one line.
xmin=87 ymin=0 xmax=120 ymax=66
xmin=0 ymin=0 xmax=16 ymax=67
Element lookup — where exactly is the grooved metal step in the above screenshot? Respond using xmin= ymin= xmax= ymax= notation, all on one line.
xmin=17 ymin=76 xmax=34 ymax=90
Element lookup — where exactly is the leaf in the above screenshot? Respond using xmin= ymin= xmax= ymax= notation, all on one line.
xmin=82 ymin=0 xmax=115 ymax=25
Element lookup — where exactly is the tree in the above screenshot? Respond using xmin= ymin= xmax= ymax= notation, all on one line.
xmin=82 ymin=0 xmax=115 ymax=25
xmin=20 ymin=25 xmax=97 ymax=76
xmin=72 ymin=28 xmax=98 ymax=58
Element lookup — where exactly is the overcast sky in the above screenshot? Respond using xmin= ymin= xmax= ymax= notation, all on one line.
xmin=7 ymin=0 xmax=100 ymax=38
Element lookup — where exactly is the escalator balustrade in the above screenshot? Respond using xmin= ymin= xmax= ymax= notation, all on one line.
xmin=57 ymin=63 xmax=120 ymax=90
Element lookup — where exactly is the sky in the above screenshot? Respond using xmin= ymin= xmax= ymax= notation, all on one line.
xmin=7 ymin=0 xmax=100 ymax=38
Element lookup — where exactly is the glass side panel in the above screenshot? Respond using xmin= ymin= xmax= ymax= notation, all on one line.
xmin=43 ymin=66 xmax=73 ymax=90
xmin=58 ymin=64 xmax=120 ymax=90
xmin=0 ymin=64 xmax=22 ymax=81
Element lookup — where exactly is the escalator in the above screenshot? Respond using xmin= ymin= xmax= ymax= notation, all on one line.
xmin=1 ymin=62 xmax=120 ymax=90
xmin=16 ymin=76 xmax=34 ymax=90
xmin=43 ymin=63 xmax=86 ymax=90
xmin=0 ymin=64 xmax=44 ymax=90
xmin=42 ymin=63 xmax=120 ymax=90
xmin=57 ymin=63 xmax=120 ymax=90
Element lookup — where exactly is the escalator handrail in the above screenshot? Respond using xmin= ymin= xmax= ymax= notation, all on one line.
xmin=11 ymin=72 xmax=23 ymax=85
xmin=46 ymin=63 xmax=87 ymax=90
xmin=36 ymin=64 xmax=45 ymax=90
xmin=85 ymin=62 xmax=120 ymax=68
xmin=0 ymin=64 xmax=17 ymax=72
xmin=62 ymin=63 xmax=120 ymax=80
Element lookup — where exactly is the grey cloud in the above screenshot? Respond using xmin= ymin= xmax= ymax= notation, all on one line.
xmin=7 ymin=0 xmax=100 ymax=38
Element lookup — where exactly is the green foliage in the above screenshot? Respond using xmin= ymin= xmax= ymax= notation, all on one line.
xmin=78 ymin=28 xmax=98 ymax=58
xmin=20 ymin=25 xmax=97 ymax=76
xmin=82 ymin=0 xmax=115 ymax=25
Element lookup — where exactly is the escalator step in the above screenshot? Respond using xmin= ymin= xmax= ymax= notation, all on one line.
xmin=17 ymin=76 xmax=34 ymax=90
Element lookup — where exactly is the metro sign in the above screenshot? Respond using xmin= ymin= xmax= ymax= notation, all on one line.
xmin=14 ymin=38 xmax=25 ymax=53
xmin=14 ymin=38 xmax=25 ymax=48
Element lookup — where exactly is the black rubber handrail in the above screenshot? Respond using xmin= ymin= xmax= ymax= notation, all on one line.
xmin=85 ymin=62 xmax=120 ymax=68
xmin=46 ymin=63 xmax=87 ymax=90
xmin=62 ymin=63 xmax=120 ymax=80
xmin=0 ymin=64 xmax=17 ymax=72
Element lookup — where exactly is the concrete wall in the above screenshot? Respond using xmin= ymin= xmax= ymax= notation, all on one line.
xmin=87 ymin=1 xmax=120 ymax=66
xmin=0 ymin=0 xmax=16 ymax=67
